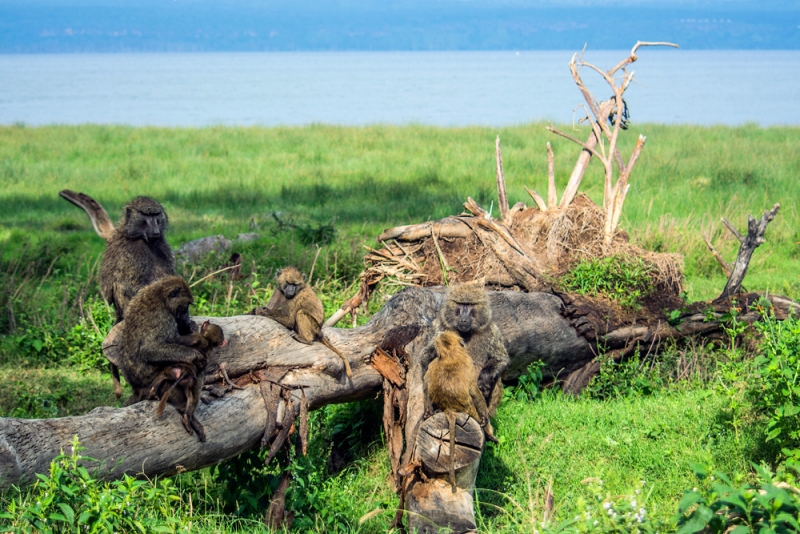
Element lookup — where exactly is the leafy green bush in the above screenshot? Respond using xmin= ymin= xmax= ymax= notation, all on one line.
xmin=0 ymin=436 xmax=185 ymax=533
xmin=7 ymin=297 xmax=112 ymax=371
xmin=506 ymin=361 xmax=546 ymax=403
xmin=750 ymin=312 xmax=800 ymax=462
xmin=560 ymin=256 xmax=655 ymax=309
xmin=585 ymin=352 xmax=661 ymax=400
xmin=675 ymin=463 xmax=800 ymax=534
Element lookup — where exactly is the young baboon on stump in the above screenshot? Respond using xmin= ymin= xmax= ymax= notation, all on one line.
xmin=120 ymin=276 xmax=208 ymax=441
xmin=251 ymin=266 xmax=352 ymax=378
xmin=100 ymin=196 xmax=176 ymax=399
xmin=424 ymin=330 xmax=491 ymax=491
xmin=425 ymin=280 xmax=510 ymax=419
xmin=150 ymin=320 xmax=227 ymax=426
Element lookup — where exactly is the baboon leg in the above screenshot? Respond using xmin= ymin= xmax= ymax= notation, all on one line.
xmin=156 ymin=371 xmax=189 ymax=417
xmin=483 ymin=421 xmax=499 ymax=444
xmin=111 ymin=363 xmax=123 ymax=399
xmin=183 ymin=374 xmax=206 ymax=442
xmin=320 ymin=336 xmax=352 ymax=378
xmin=187 ymin=415 xmax=206 ymax=442
xmin=446 ymin=410 xmax=457 ymax=493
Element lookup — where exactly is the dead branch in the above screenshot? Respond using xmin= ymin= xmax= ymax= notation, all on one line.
xmin=716 ymin=204 xmax=781 ymax=302
xmin=702 ymin=235 xmax=732 ymax=278
xmin=495 ymin=136 xmax=509 ymax=222
xmin=546 ymin=142 xmax=557 ymax=209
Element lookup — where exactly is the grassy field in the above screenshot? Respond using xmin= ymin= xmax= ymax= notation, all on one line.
xmin=1 ymin=122 xmax=799 ymax=532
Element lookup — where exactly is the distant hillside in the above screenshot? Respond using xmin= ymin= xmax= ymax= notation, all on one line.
xmin=1 ymin=0 xmax=798 ymax=52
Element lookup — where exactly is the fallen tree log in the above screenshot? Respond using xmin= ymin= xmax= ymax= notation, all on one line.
xmin=2 ymin=289 xmax=798 ymax=532
xmin=2 ymin=285 xmax=798 ymax=491
xmin=0 ymin=288 xmax=591 ymax=488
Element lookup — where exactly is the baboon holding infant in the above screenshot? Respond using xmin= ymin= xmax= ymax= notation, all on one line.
xmin=434 ymin=279 xmax=509 ymax=418
xmin=252 ymin=266 xmax=352 ymax=378
xmin=120 ymin=276 xmax=216 ymax=442
xmin=149 ymin=320 xmax=227 ymax=437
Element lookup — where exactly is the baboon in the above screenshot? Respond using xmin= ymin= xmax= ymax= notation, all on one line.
xmin=252 ymin=266 xmax=352 ymax=378
xmin=150 ymin=320 xmax=227 ymax=425
xmin=424 ymin=330 xmax=492 ymax=491
xmin=101 ymin=196 xmax=175 ymax=399
xmin=425 ymin=280 xmax=510 ymax=418
xmin=120 ymin=276 xmax=208 ymax=441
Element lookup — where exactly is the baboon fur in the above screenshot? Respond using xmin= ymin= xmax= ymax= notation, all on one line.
xmin=424 ymin=280 xmax=510 ymax=418
xmin=100 ymin=196 xmax=175 ymax=399
xmin=151 ymin=321 xmax=227 ymax=430
xmin=120 ymin=276 xmax=208 ymax=441
xmin=424 ymin=331 xmax=491 ymax=491
xmin=252 ymin=266 xmax=352 ymax=378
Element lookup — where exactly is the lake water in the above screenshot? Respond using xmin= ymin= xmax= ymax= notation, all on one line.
xmin=1 ymin=50 xmax=799 ymax=127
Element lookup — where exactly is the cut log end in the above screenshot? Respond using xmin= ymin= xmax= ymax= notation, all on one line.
xmin=417 ymin=412 xmax=484 ymax=474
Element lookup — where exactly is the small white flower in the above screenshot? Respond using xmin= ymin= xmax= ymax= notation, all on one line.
xmin=710 ymin=476 xmax=715 ymax=481
xmin=693 ymin=487 xmax=698 ymax=492
xmin=593 ymin=520 xmax=598 ymax=526
xmin=631 ymin=499 xmax=637 ymax=508
xmin=603 ymin=502 xmax=612 ymax=509
xmin=635 ymin=489 xmax=640 ymax=494
xmin=608 ymin=509 xmax=614 ymax=516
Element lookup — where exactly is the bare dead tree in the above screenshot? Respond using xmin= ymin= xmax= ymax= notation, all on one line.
xmin=547 ymin=41 xmax=679 ymax=246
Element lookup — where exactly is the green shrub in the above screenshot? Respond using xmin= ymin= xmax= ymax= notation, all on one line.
xmin=560 ymin=256 xmax=655 ymax=309
xmin=585 ymin=352 xmax=661 ymax=400
xmin=0 ymin=436 xmax=185 ymax=533
xmin=750 ymin=312 xmax=800 ymax=462
xmin=506 ymin=361 xmax=546 ymax=403
xmin=675 ymin=463 xmax=800 ymax=534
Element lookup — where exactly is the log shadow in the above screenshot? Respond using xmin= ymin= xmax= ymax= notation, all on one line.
xmin=473 ymin=442 xmax=514 ymax=520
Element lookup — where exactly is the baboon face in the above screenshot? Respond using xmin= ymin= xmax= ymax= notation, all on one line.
xmin=122 ymin=197 xmax=168 ymax=242
xmin=276 ymin=267 xmax=305 ymax=299
xmin=160 ymin=276 xmax=194 ymax=319
xmin=441 ymin=281 xmax=491 ymax=334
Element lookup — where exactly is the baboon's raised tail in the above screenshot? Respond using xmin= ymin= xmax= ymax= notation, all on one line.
xmin=59 ymin=189 xmax=115 ymax=241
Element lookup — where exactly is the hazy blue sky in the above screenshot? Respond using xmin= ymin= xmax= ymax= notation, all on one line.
xmin=1 ymin=0 xmax=797 ymax=52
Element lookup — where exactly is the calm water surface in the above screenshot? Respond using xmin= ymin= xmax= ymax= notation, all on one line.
xmin=0 ymin=50 xmax=798 ymax=127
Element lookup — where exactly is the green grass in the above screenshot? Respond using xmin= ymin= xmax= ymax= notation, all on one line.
xmin=1 ymin=122 xmax=799 ymax=301
xmin=1 ymin=122 xmax=799 ymax=532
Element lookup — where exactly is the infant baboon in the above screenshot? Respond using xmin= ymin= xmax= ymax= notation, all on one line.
xmin=101 ymin=196 xmax=176 ymax=399
xmin=424 ymin=330 xmax=491 ymax=491
xmin=120 ymin=276 xmax=208 ymax=441
xmin=435 ymin=280 xmax=510 ymax=418
xmin=150 ymin=320 xmax=227 ymax=427
xmin=252 ymin=266 xmax=352 ymax=378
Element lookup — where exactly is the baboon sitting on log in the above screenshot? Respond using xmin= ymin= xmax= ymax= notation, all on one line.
xmin=120 ymin=276 xmax=208 ymax=441
xmin=425 ymin=280 xmax=510 ymax=418
xmin=424 ymin=330 xmax=493 ymax=491
xmin=252 ymin=266 xmax=352 ymax=378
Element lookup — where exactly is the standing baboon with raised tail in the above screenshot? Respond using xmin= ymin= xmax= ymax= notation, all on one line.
xmin=100 ymin=196 xmax=176 ymax=398
xmin=120 ymin=276 xmax=208 ymax=441
xmin=251 ymin=266 xmax=352 ymax=378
